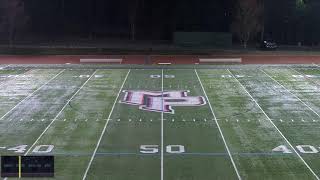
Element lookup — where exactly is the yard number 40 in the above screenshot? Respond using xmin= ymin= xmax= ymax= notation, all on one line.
xmin=273 ymin=145 xmax=319 ymax=154
xmin=7 ymin=145 xmax=54 ymax=153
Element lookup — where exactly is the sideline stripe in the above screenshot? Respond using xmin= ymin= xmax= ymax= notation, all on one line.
xmin=0 ymin=69 xmax=65 ymax=120
xmin=161 ymin=69 xmax=164 ymax=180
xmin=24 ymin=70 xmax=97 ymax=155
xmin=261 ymin=69 xmax=320 ymax=119
xmin=228 ymin=69 xmax=320 ymax=180
xmin=195 ymin=69 xmax=242 ymax=180
xmin=82 ymin=70 xmax=131 ymax=180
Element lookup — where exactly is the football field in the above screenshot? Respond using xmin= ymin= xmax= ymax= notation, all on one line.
xmin=2 ymin=64 xmax=320 ymax=179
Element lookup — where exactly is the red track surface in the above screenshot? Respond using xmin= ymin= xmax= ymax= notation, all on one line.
xmin=1 ymin=54 xmax=320 ymax=64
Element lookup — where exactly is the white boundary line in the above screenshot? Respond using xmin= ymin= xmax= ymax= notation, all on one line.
xmin=195 ymin=69 xmax=242 ymax=180
xmin=82 ymin=69 xmax=130 ymax=180
xmin=24 ymin=70 xmax=98 ymax=155
xmin=0 ymin=69 xmax=65 ymax=120
xmin=260 ymin=69 xmax=320 ymax=119
xmin=161 ymin=69 xmax=164 ymax=180
xmin=227 ymin=69 xmax=320 ymax=180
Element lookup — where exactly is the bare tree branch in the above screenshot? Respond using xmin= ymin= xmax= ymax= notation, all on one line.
xmin=0 ymin=0 xmax=28 ymax=46
xmin=232 ymin=0 xmax=263 ymax=48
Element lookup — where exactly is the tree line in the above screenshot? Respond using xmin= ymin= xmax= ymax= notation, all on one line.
xmin=232 ymin=0 xmax=320 ymax=47
xmin=0 ymin=0 xmax=320 ymax=47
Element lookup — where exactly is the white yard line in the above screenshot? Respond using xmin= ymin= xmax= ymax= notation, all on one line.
xmin=288 ymin=67 xmax=304 ymax=75
xmin=260 ymin=69 xmax=320 ymax=119
xmin=195 ymin=69 xmax=242 ymax=180
xmin=0 ymin=64 xmax=10 ymax=70
xmin=227 ymin=69 xmax=320 ymax=180
xmin=0 ymin=69 xmax=65 ymax=120
xmin=24 ymin=70 xmax=98 ymax=155
xmin=289 ymin=67 xmax=320 ymax=87
xmin=82 ymin=69 xmax=130 ymax=180
xmin=161 ymin=69 xmax=164 ymax=180
xmin=313 ymin=63 xmax=320 ymax=68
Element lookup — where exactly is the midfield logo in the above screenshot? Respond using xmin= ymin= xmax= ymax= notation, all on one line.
xmin=120 ymin=90 xmax=206 ymax=114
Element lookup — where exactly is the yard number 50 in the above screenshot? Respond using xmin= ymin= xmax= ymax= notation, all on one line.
xmin=140 ymin=145 xmax=185 ymax=154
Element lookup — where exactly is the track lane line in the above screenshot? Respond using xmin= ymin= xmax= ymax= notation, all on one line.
xmin=195 ymin=69 xmax=242 ymax=180
xmin=82 ymin=69 xmax=130 ymax=180
xmin=24 ymin=70 xmax=98 ymax=155
xmin=228 ymin=69 xmax=320 ymax=180
xmin=0 ymin=69 xmax=65 ymax=120
xmin=260 ymin=68 xmax=320 ymax=119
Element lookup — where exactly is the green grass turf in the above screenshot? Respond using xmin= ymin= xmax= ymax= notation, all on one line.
xmin=1 ymin=65 xmax=320 ymax=179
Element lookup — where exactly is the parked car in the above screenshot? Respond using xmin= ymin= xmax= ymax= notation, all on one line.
xmin=260 ymin=39 xmax=278 ymax=50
